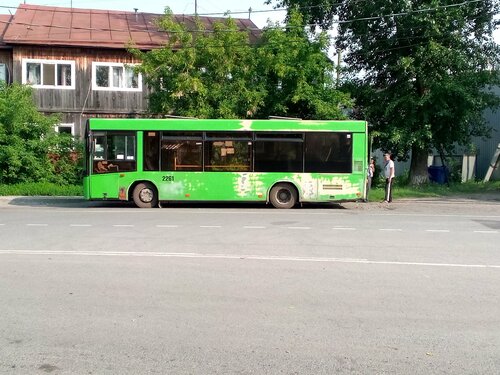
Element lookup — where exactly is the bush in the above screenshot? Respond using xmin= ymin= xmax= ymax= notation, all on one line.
xmin=0 ymin=83 xmax=83 ymax=185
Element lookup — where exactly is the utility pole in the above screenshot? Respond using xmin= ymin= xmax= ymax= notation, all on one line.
xmin=195 ymin=0 xmax=198 ymax=16
xmin=248 ymin=7 xmax=252 ymax=19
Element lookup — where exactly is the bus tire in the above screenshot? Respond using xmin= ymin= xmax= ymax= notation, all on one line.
xmin=132 ymin=182 xmax=158 ymax=208
xmin=269 ymin=183 xmax=297 ymax=209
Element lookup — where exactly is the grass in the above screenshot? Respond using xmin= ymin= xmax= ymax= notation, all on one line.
xmin=0 ymin=182 xmax=83 ymax=196
xmin=368 ymin=180 xmax=500 ymax=201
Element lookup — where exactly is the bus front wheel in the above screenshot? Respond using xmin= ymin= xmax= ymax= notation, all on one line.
xmin=132 ymin=182 xmax=158 ymax=208
xmin=269 ymin=183 xmax=297 ymax=209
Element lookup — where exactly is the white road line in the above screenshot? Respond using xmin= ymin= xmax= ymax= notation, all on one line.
xmin=112 ymin=224 xmax=134 ymax=227
xmin=10 ymin=208 xmax=500 ymax=219
xmin=287 ymin=226 xmax=310 ymax=230
xmin=379 ymin=228 xmax=402 ymax=232
xmin=70 ymin=224 xmax=92 ymax=227
xmin=26 ymin=224 xmax=48 ymax=227
xmin=156 ymin=225 xmax=179 ymax=228
xmin=200 ymin=225 xmax=221 ymax=228
xmin=425 ymin=229 xmax=450 ymax=233
xmin=332 ymin=227 xmax=356 ymax=230
xmin=473 ymin=230 xmax=498 ymax=234
xmin=243 ymin=226 xmax=266 ymax=229
xmin=1 ymin=249 xmax=500 ymax=269
xmin=0 ymin=224 xmax=5 ymax=226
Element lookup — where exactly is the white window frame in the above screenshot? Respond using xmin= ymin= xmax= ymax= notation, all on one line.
xmin=0 ymin=63 xmax=7 ymax=82
xmin=92 ymin=62 xmax=142 ymax=92
xmin=22 ymin=58 xmax=76 ymax=89
xmin=55 ymin=123 xmax=75 ymax=136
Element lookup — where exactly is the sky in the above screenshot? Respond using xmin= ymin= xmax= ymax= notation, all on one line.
xmin=0 ymin=0 xmax=287 ymax=28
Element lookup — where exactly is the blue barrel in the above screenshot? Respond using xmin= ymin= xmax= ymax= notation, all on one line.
xmin=428 ymin=166 xmax=448 ymax=184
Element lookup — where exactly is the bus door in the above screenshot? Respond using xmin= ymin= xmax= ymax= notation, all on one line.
xmin=90 ymin=132 xmax=136 ymax=200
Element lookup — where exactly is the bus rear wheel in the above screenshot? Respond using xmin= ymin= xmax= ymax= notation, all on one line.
xmin=133 ymin=182 xmax=158 ymax=208
xmin=269 ymin=183 xmax=297 ymax=209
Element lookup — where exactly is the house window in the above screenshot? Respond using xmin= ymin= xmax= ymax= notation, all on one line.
xmin=0 ymin=64 xmax=7 ymax=82
xmin=92 ymin=62 xmax=142 ymax=91
xmin=22 ymin=59 xmax=75 ymax=89
xmin=55 ymin=123 xmax=75 ymax=136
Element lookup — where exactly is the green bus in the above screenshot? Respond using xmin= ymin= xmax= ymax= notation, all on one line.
xmin=83 ymin=118 xmax=368 ymax=208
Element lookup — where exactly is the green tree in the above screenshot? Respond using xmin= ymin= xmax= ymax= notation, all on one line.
xmin=271 ymin=0 xmax=500 ymax=184
xmin=255 ymin=10 xmax=351 ymax=119
xmin=0 ymin=83 xmax=82 ymax=185
xmin=132 ymin=8 xmax=265 ymax=118
xmin=132 ymin=8 xmax=351 ymax=120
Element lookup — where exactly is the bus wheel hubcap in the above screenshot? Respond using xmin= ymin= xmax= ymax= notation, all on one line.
xmin=278 ymin=189 xmax=290 ymax=203
xmin=140 ymin=188 xmax=153 ymax=203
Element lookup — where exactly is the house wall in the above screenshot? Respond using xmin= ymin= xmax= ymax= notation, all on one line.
xmin=11 ymin=46 xmax=149 ymax=136
xmin=474 ymin=106 xmax=500 ymax=180
xmin=470 ymin=86 xmax=500 ymax=180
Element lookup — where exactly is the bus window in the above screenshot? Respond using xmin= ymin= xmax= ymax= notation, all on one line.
xmin=92 ymin=132 xmax=136 ymax=173
xmin=93 ymin=135 xmax=106 ymax=160
xmin=161 ymin=132 xmax=203 ymax=171
xmin=108 ymin=134 xmax=135 ymax=161
xmin=205 ymin=138 xmax=252 ymax=172
xmin=305 ymin=133 xmax=352 ymax=173
xmin=254 ymin=133 xmax=303 ymax=172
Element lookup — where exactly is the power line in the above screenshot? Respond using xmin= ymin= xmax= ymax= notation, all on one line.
xmin=0 ymin=0 xmax=486 ymax=25
xmin=336 ymin=0 xmax=484 ymax=25
xmin=0 ymin=0 xmax=486 ymax=36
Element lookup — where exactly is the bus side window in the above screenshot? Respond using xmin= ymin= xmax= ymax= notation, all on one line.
xmin=161 ymin=132 xmax=203 ymax=171
xmin=305 ymin=133 xmax=352 ymax=173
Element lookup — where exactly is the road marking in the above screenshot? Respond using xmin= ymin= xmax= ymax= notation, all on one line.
xmin=200 ymin=225 xmax=221 ymax=228
xmin=243 ymin=226 xmax=266 ymax=229
xmin=0 ymin=224 xmax=5 ymax=226
xmin=473 ymin=230 xmax=498 ymax=234
xmin=70 ymin=224 xmax=92 ymax=227
xmin=379 ymin=228 xmax=402 ymax=231
xmin=287 ymin=226 xmax=310 ymax=230
xmin=332 ymin=226 xmax=356 ymax=230
xmin=50 ymin=209 xmax=500 ymax=219
xmin=1 ymin=249 xmax=500 ymax=269
xmin=156 ymin=225 xmax=179 ymax=228
xmin=425 ymin=229 xmax=450 ymax=233
xmin=112 ymin=224 xmax=134 ymax=227
xmin=26 ymin=224 xmax=48 ymax=227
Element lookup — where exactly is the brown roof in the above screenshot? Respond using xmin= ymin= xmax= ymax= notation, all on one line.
xmin=0 ymin=14 xmax=12 ymax=47
xmin=2 ymin=4 xmax=260 ymax=50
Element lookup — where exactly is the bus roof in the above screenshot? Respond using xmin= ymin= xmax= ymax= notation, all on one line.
xmin=87 ymin=118 xmax=367 ymax=133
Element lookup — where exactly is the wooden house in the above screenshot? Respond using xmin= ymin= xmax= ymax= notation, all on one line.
xmin=0 ymin=14 xmax=13 ymax=83
xmin=1 ymin=4 xmax=259 ymax=137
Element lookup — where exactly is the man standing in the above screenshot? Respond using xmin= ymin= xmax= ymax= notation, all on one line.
xmin=365 ymin=157 xmax=375 ymax=202
xmin=383 ymin=152 xmax=395 ymax=203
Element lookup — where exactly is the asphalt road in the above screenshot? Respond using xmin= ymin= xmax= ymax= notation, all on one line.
xmin=0 ymin=196 xmax=499 ymax=374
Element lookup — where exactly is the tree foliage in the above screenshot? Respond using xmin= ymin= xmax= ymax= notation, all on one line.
xmin=255 ymin=11 xmax=351 ymax=119
xmin=133 ymin=9 xmax=265 ymax=118
xmin=0 ymin=83 xmax=82 ymax=185
xmin=132 ymin=8 xmax=351 ymax=119
xmin=271 ymin=0 xmax=500 ymax=184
